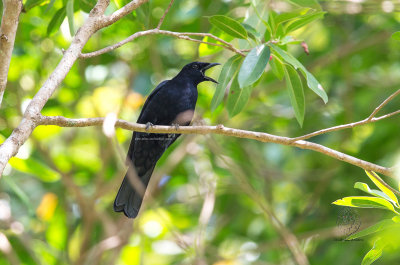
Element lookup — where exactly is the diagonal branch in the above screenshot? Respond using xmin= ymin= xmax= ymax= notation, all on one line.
xmin=37 ymin=115 xmax=394 ymax=178
xmin=0 ymin=0 xmax=23 ymax=107
xmin=156 ymin=0 xmax=174 ymax=29
xmin=292 ymin=89 xmax=400 ymax=141
xmin=0 ymin=0 xmax=149 ymax=176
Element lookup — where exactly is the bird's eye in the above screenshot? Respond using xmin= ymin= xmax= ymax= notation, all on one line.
xmin=192 ymin=64 xmax=199 ymax=69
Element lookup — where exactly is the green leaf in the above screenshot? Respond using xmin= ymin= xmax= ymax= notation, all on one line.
xmin=333 ymin=196 xmax=400 ymax=214
xmin=9 ymin=157 xmax=61 ymax=182
xmin=274 ymin=8 xmax=310 ymax=25
xmin=365 ymin=170 xmax=399 ymax=207
xmin=227 ymin=77 xmax=252 ymax=117
xmin=270 ymin=55 xmax=285 ymax=80
xmin=242 ymin=23 xmax=261 ymax=40
xmin=209 ymin=15 xmax=248 ymax=39
xmin=285 ymin=0 xmax=322 ymax=10
xmin=270 ymin=44 xmax=328 ymax=103
xmin=24 ymin=0 xmax=47 ymax=10
xmin=347 ymin=219 xmax=397 ymax=240
xmin=284 ymin=12 xmax=325 ymax=34
xmin=79 ymin=0 xmax=96 ymax=13
xmin=362 ymin=238 xmax=384 ymax=265
xmin=354 ymin=182 xmax=397 ymax=206
xmin=66 ymin=0 xmax=75 ymax=35
xmin=211 ymin=55 xmax=242 ymax=111
xmin=284 ymin=64 xmax=305 ymax=126
xmin=238 ymin=45 xmax=270 ymax=88
xmin=391 ymin=32 xmax=400 ymax=41
xmin=47 ymin=7 xmax=67 ymax=36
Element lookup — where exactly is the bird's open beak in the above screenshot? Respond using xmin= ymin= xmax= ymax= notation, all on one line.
xmin=201 ymin=63 xmax=220 ymax=84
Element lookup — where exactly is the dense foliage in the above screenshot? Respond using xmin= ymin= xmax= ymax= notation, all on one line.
xmin=0 ymin=0 xmax=400 ymax=264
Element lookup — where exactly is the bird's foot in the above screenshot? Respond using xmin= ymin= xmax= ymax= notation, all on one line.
xmin=145 ymin=122 xmax=154 ymax=131
xmin=172 ymin=123 xmax=180 ymax=130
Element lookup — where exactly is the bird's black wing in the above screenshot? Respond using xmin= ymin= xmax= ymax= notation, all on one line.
xmin=126 ymin=80 xmax=169 ymax=162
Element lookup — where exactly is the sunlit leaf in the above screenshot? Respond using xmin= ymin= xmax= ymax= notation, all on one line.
xmin=284 ymin=12 xmax=325 ymax=34
xmin=227 ymin=77 xmax=252 ymax=117
xmin=346 ymin=219 xmax=398 ymax=240
xmin=362 ymin=238 xmax=384 ymax=265
xmin=354 ymin=182 xmax=397 ymax=206
xmin=365 ymin=170 xmax=399 ymax=207
xmin=284 ymin=64 xmax=305 ymax=126
xmin=285 ymin=0 xmax=322 ymax=10
xmin=333 ymin=196 xmax=400 ymax=214
xmin=270 ymin=44 xmax=328 ymax=103
xmin=47 ymin=7 xmax=66 ymax=36
xmin=238 ymin=45 xmax=270 ymax=88
xmin=211 ymin=55 xmax=242 ymax=111
xmin=9 ymin=157 xmax=61 ymax=182
xmin=274 ymin=8 xmax=310 ymax=25
xmin=209 ymin=15 xmax=248 ymax=39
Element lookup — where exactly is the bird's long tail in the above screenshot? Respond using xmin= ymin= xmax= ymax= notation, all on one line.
xmin=113 ymin=167 xmax=154 ymax=218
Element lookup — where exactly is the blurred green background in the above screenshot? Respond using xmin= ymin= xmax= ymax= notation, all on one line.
xmin=1 ymin=0 xmax=400 ymax=264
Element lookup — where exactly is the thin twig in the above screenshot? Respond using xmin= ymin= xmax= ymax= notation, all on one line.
xmin=367 ymin=88 xmax=400 ymax=121
xmin=293 ymin=89 xmax=400 ymax=141
xmin=80 ymin=29 xmax=245 ymax=58
xmin=37 ymin=115 xmax=394 ymax=178
xmin=156 ymin=0 xmax=174 ymax=29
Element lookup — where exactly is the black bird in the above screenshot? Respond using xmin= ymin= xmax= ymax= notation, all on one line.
xmin=114 ymin=62 xmax=220 ymax=218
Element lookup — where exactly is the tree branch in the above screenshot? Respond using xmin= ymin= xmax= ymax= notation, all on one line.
xmin=292 ymin=89 xmax=400 ymax=141
xmin=101 ymin=0 xmax=149 ymax=28
xmin=0 ymin=0 xmax=148 ymax=176
xmin=156 ymin=0 xmax=174 ymax=29
xmin=0 ymin=0 xmax=23 ymax=107
xmin=80 ymin=29 xmax=245 ymax=58
xmin=81 ymin=0 xmax=244 ymax=59
xmin=37 ymin=115 xmax=394 ymax=178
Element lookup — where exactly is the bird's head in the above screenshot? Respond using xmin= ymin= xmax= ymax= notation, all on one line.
xmin=178 ymin=62 xmax=220 ymax=85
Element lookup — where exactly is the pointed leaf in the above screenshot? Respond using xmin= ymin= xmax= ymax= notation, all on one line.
xmin=347 ymin=219 xmax=398 ymax=240
xmin=284 ymin=12 xmax=325 ymax=34
xmin=284 ymin=64 xmax=305 ymax=126
xmin=238 ymin=45 xmax=270 ymax=88
xmin=47 ymin=7 xmax=67 ymax=36
xmin=362 ymin=238 xmax=384 ymax=265
xmin=211 ymin=55 xmax=242 ymax=111
xmin=365 ymin=171 xmax=399 ymax=207
xmin=209 ymin=15 xmax=248 ymax=39
xmin=227 ymin=77 xmax=252 ymax=117
xmin=333 ymin=196 xmax=399 ymax=214
xmin=354 ymin=182 xmax=397 ymax=206
xmin=285 ymin=0 xmax=322 ymax=10
xmin=66 ymin=0 xmax=75 ymax=35
xmin=270 ymin=44 xmax=328 ymax=103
